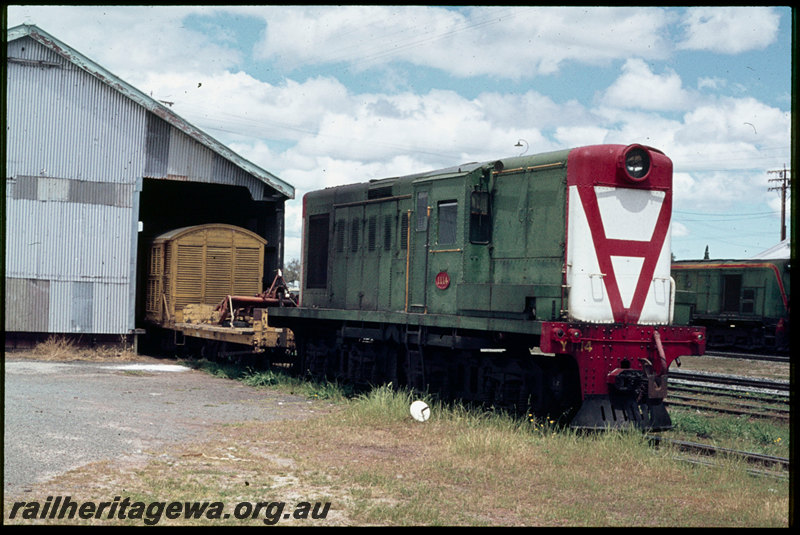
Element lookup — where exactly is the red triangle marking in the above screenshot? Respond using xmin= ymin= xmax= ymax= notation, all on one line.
xmin=576 ymin=185 xmax=672 ymax=323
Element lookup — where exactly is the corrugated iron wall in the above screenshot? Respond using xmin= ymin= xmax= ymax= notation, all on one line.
xmin=144 ymin=113 xmax=270 ymax=201
xmin=5 ymin=37 xmax=144 ymax=334
xmin=6 ymin=33 xmax=286 ymax=336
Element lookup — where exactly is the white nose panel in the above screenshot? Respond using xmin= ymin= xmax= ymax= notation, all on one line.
xmin=595 ymin=186 xmax=665 ymax=241
xmin=566 ymin=185 xmax=672 ymax=325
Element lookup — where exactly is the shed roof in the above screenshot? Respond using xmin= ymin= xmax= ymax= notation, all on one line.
xmin=7 ymin=24 xmax=294 ymax=200
xmin=750 ymin=239 xmax=790 ymax=260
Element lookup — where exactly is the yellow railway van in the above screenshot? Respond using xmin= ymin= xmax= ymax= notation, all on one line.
xmin=146 ymin=224 xmax=266 ymax=326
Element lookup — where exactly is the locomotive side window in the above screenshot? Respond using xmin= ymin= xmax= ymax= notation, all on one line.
xmin=438 ymin=201 xmax=458 ymax=245
xmin=741 ymin=288 xmax=756 ymax=314
xmin=306 ymin=214 xmax=330 ymax=289
xmin=469 ymin=190 xmax=491 ymax=244
xmin=416 ymin=192 xmax=428 ymax=231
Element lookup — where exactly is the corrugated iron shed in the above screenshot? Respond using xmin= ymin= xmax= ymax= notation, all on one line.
xmin=5 ymin=24 xmax=294 ymax=338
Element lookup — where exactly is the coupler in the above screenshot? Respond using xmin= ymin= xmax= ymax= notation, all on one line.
xmin=540 ymin=322 xmax=706 ymax=430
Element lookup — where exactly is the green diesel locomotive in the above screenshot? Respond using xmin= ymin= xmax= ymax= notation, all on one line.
xmin=672 ymin=259 xmax=790 ymax=352
xmin=269 ymin=144 xmax=706 ymax=430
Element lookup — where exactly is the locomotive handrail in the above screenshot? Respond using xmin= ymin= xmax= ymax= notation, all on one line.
xmin=404 ymin=209 xmax=412 ymax=312
xmin=494 ymin=161 xmax=565 ymax=175
xmin=333 ymin=193 xmax=412 ymax=208
xmin=669 ymin=276 xmax=675 ymax=323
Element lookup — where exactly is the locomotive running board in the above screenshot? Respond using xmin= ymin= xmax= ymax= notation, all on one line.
xmin=570 ymin=394 xmax=672 ymax=431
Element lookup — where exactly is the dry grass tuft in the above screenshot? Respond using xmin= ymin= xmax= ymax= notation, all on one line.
xmin=28 ymin=335 xmax=140 ymax=361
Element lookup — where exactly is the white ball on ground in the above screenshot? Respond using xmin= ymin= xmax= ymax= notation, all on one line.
xmin=410 ymin=400 xmax=430 ymax=422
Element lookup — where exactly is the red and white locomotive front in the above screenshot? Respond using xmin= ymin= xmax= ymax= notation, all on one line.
xmin=541 ymin=144 xmax=705 ymax=430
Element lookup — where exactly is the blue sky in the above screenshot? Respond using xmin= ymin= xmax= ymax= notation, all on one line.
xmin=7 ymin=6 xmax=793 ymax=263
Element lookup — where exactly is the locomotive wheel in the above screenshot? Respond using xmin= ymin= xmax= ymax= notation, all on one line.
xmin=470 ymin=349 xmax=581 ymax=420
xmin=296 ymin=329 xmax=337 ymax=379
xmin=395 ymin=344 xmax=582 ymax=421
xmin=342 ymin=340 xmax=382 ymax=386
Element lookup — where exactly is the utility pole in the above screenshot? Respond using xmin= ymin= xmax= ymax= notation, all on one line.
xmin=767 ymin=165 xmax=791 ymax=242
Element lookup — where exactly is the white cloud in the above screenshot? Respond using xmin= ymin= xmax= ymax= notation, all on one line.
xmin=553 ymin=126 xmax=610 ymax=149
xmin=675 ymin=97 xmax=790 ymax=163
xmin=697 ymin=77 xmax=726 ymax=91
xmin=767 ymin=196 xmax=791 ymax=227
xmin=132 ymin=71 xmax=352 ymax=146
xmin=601 ymin=59 xmax=692 ymax=111
xmin=670 ymin=221 xmax=689 ymax=238
xmin=674 ymin=170 xmax=766 ymax=212
xmin=9 ymin=6 xmax=243 ymax=78
xmin=678 ymin=7 xmax=781 ymax=54
xmin=252 ymin=6 xmax=674 ymax=78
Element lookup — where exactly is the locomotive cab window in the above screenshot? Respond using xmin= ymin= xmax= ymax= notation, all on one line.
xmin=437 ymin=201 xmax=458 ymax=245
xmin=306 ymin=214 xmax=330 ymax=288
xmin=469 ymin=190 xmax=491 ymax=244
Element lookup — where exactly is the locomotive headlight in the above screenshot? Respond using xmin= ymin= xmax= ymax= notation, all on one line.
xmin=624 ymin=147 xmax=650 ymax=181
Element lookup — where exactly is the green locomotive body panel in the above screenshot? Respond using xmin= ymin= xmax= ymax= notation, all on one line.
xmin=296 ymin=150 xmax=572 ymax=334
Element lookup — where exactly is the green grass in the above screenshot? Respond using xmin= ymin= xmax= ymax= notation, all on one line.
xmin=8 ymin=359 xmax=787 ymax=526
xmin=189 ymin=358 xmax=790 ymax=459
xmin=667 ymin=410 xmax=789 ymax=457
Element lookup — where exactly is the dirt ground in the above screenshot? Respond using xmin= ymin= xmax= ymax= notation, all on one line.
xmin=3 ymin=349 xmax=327 ymax=500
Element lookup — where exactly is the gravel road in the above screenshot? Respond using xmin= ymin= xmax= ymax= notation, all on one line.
xmin=3 ymin=357 xmax=317 ymax=497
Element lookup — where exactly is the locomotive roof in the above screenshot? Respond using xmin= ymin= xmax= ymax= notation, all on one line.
xmin=365 ymin=147 xmax=574 ymax=186
xmin=750 ymin=239 xmax=790 ymax=260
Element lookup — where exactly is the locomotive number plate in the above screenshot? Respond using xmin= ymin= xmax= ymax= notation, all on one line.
xmin=435 ymin=271 xmax=450 ymax=290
